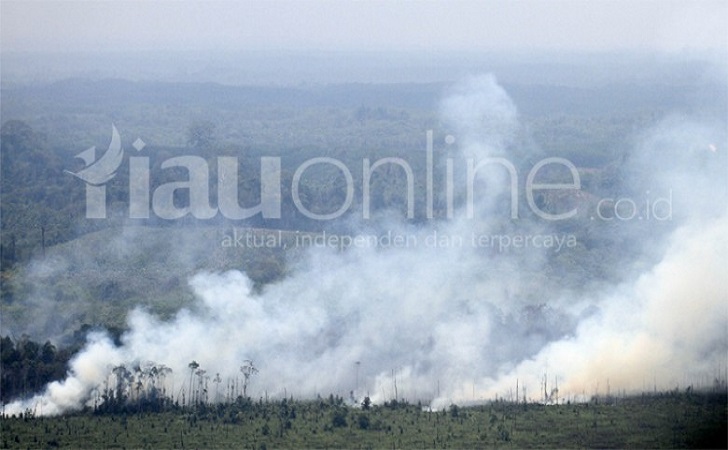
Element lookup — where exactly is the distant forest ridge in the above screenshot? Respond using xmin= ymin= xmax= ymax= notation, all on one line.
xmin=3 ymin=76 xmax=725 ymax=117
xmin=2 ymin=49 xmax=725 ymax=87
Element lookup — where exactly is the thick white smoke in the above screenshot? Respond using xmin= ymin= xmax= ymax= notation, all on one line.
xmin=5 ymin=332 xmax=124 ymax=416
xmin=477 ymin=215 xmax=727 ymax=404
xmin=5 ymin=75 xmax=727 ymax=416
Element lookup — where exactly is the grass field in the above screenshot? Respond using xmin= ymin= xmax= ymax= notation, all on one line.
xmin=2 ymin=391 xmax=725 ymax=449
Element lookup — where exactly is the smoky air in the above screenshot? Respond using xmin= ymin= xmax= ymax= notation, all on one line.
xmin=3 ymin=69 xmax=726 ymax=417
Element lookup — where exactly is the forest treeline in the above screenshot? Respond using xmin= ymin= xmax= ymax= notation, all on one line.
xmin=3 ymin=330 xmax=725 ymax=449
xmin=1 ymin=328 xmax=128 ymax=404
xmin=1 ymin=335 xmax=74 ymax=403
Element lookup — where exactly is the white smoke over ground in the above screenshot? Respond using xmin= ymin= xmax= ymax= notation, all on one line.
xmin=4 ymin=74 xmax=727 ymax=416
xmin=477 ymin=215 xmax=728 ymax=405
xmin=6 ymin=332 xmax=124 ymax=416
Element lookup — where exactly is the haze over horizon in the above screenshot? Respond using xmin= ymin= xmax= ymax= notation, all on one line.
xmin=2 ymin=1 xmax=726 ymax=86
xmin=2 ymin=0 xmax=726 ymax=54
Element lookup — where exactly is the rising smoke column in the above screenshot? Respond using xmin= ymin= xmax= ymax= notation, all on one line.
xmin=4 ymin=75 xmax=727 ymax=416
xmin=477 ymin=215 xmax=727 ymax=403
xmin=474 ymin=116 xmax=728 ymax=403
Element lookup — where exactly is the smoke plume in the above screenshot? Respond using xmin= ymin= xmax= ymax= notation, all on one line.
xmin=4 ymin=74 xmax=727 ymax=415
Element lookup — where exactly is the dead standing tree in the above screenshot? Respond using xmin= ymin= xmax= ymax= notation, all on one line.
xmin=213 ymin=373 xmax=222 ymax=403
xmin=111 ymin=365 xmax=131 ymax=404
xmin=195 ymin=369 xmax=208 ymax=404
xmin=187 ymin=360 xmax=199 ymax=406
xmin=240 ymin=360 xmax=258 ymax=398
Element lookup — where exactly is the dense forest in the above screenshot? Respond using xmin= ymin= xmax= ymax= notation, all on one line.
xmin=0 ymin=336 xmax=77 ymax=404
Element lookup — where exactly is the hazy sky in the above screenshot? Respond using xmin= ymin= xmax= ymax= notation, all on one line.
xmin=1 ymin=0 xmax=726 ymax=54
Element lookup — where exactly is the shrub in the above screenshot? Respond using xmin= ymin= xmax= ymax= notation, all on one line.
xmin=331 ymin=410 xmax=348 ymax=428
xmin=357 ymin=413 xmax=370 ymax=430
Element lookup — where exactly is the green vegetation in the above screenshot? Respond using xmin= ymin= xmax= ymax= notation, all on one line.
xmin=4 ymin=335 xmax=725 ymax=448
xmin=2 ymin=392 xmax=725 ymax=449
xmin=0 ymin=336 xmax=78 ymax=404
